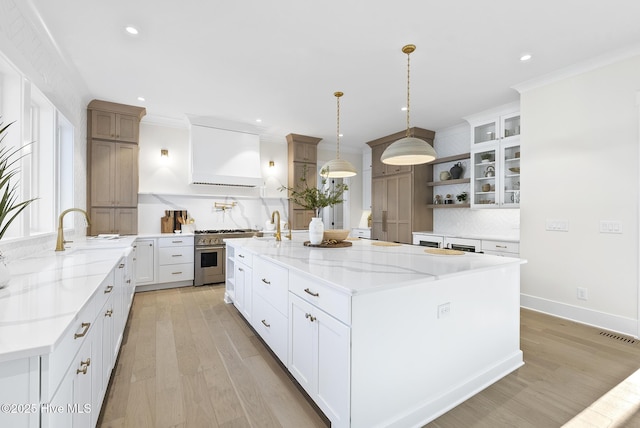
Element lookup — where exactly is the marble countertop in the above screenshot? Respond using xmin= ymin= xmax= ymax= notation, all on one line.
xmin=226 ymin=236 xmax=524 ymax=296
xmin=0 ymin=239 xmax=134 ymax=363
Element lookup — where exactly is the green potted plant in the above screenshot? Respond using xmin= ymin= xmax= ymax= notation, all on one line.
xmin=456 ymin=192 xmax=468 ymax=203
xmin=279 ymin=164 xmax=348 ymax=244
xmin=0 ymin=120 xmax=37 ymax=287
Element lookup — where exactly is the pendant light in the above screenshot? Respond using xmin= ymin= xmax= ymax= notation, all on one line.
xmin=321 ymin=91 xmax=357 ymax=178
xmin=381 ymin=44 xmax=437 ymax=166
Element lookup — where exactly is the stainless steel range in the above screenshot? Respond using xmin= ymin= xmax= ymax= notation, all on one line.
xmin=194 ymin=229 xmax=260 ymax=286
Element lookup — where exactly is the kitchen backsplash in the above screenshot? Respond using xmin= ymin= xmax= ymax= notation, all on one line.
xmin=137 ymin=193 xmax=289 ymax=233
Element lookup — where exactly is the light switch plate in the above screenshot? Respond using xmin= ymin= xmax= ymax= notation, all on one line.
xmin=546 ymin=219 xmax=569 ymax=232
xmin=600 ymin=220 xmax=622 ymax=234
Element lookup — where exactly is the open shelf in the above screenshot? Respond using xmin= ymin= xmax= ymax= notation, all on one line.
xmin=427 ymin=178 xmax=470 ymax=187
xmin=430 ymin=153 xmax=470 ymax=165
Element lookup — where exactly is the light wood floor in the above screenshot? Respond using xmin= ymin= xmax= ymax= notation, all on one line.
xmin=99 ymin=286 xmax=640 ymax=428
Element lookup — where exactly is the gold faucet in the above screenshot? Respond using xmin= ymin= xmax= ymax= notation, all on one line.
xmin=271 ymin=210 xmax=281 ymax=241
xmin=56 ymin=208 xmax=91 ymax=251
xmin=285 ymin=221 xmax=292 ymax=240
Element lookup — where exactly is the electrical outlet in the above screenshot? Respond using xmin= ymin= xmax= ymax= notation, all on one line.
xmin=600 ymin=220 xmax=622 ymax=234
xmin=437 ymin=302 xmax=451 ymax=319
xmin=577 ymin=287 xmax=588 ymax=301
xmin=546 ymin=219 xmax=569 ymax=232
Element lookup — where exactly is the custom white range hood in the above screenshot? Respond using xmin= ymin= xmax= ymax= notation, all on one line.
xmin=188 ymin=116 xmax=262 ymax=187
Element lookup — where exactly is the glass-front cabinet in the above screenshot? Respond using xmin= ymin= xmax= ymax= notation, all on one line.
xmin=471 ymin=111 xmax=521 ymax=146
xmin=465 ymin=102 xmax=521 ymax=209
xmin=471 ymin=142 xmax=520 ymax=208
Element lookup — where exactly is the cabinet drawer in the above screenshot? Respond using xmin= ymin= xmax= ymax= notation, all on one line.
xmin=252 ymin=293 xmax=288 ymax=364
xmin=289 ymin=271 xmax=351 ymax=326
xmin=482 ymin=240 xmax=519 ymax=254
xmin=159 ymin=246 xmax=194 ymax=265
xmin=158 ymin=263 xmax=194 ymax=283
xmin=43 ymin=287 xmax=100 ymax=401
xmin=158 ymin=236 xmax=194 ymax=248
xmin=93 ymin=269 xmax=117 ymax=317
xmin=235 ymin=249 xmax=253 ymax=267
xmin=253 ymin=257 xmax=288 ymax=316
xmin=351 ymin=228 xmax=371 ymax=239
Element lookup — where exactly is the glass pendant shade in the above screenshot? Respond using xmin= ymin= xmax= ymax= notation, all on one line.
xmin=381 ymin=44 xmax=437 ymax=166
xmin=322 ymin=91 xmax=357 ymax=178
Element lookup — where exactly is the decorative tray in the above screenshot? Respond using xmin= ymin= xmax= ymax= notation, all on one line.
xmin=424 ymin=248 xmax=465 ymax=256
xmin=304 ymin=240 xmax=353 ymax=248
xmin=371 ymin=241 xmax=402 ymax=247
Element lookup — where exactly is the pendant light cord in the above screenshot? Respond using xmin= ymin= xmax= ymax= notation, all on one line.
xmin=335 ymin=91 xmax=341 ymax=159
xmin=406 ymin=48 xmax=411 ymax=138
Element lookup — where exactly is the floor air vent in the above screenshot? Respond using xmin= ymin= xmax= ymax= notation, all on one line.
xmin=599 ymin=331 xmax=637 ymax=344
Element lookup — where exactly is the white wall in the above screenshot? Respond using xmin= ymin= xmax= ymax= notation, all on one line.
xmin=137 ymin=122 xmax=293 ymax=232
xmin=519 ymin=55 xmax=640 ymax=336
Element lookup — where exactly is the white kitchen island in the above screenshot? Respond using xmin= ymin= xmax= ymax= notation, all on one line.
xmin=225 ymin=236 xmax=525 ymax=428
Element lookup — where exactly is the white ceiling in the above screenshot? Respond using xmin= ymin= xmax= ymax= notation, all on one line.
xmin=27 ymin=0 xmax=640 ymax=151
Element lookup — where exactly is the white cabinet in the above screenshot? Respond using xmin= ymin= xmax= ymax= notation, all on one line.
xmin=251 ymin=256 xmax=289 ymax=364
xmin=351 ymin=228 xmax=371 ymax=239
xmin=412 ymin=232 xmax=444 ymax=248
xmin=466 ymin=103 xmax=521 ymax=209
xmin=157 ymin=236 xmax=194 ymax=284
xmin=467 ymin=108 xmax=520 ymax=146
xmin=482 ymin=239 xmax=520 ymax=257
xmin=48 ymin=333 xmax=93 ymax=428
xmin=0 ymin=357 xmax=39 ymax=428
xmin=471 ymin=142 xmax=520 ymax=208
xmin=233 ymin=253 xmax=253 ymax=322
xmin=288 ymin=293 xmax=350 ymax=428
xmin=134 ymin=239 xmax=155 ymax=285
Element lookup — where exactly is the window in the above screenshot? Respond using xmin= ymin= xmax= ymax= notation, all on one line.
xmin=0 ymin=52 xmax=74 ymax=239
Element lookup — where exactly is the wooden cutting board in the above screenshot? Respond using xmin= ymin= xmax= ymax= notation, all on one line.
xmin=161 ymin=211 xmax=173 ymax=233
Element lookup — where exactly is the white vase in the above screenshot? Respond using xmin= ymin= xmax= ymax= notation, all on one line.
xmin=0 ymin=255 xmax=10 ymax=289
xmin=308 ymin=217 xmax=324 ymax=245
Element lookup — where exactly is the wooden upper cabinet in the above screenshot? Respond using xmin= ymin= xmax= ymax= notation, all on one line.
xmin=88 ymin=100 xmax=146 ymax=143
xmin=287 ymin=134 xmax=321 ymax=164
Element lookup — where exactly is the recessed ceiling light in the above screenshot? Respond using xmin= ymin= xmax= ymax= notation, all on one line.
xmin=401 ymin=106 xmax=408 ymax=111
xmin=256 ymin=118 xmax=262 ymax=123
xmin=520 ymin=54 xmax=532 ymax=62
xmin=137 ymin=96 xmax=145 ymax=101
xmin=339 ymin=133 xmax=344 ymax=138
xmin=125 ymin=26 xmax=139 ymax=35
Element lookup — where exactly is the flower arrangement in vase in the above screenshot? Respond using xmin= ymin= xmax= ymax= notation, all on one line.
xmin=279 ymin=164 xmax=348 ymax=244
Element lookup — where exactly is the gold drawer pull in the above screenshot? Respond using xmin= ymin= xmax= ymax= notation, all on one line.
xmin=105 ymin=309 xmax=113 ymax=317
xmin=76 ymin=358 xmax=91 ymax=375
xmin=74 ymin=322 xmax=91 ymax=339
xmin=172 ymin=240 xmax=183 ymax=244
xmin=305 ymin=313 xmax=316 ymax=322
xmin=261 ymin=319 xmax=271 ymax=328
xmin=304 ymin=288 xmax=319 ymax=297
xmin=172 ymin=271 xmax=183 ymax=275
xmin=172 ymin=254 xmax=183 ymax=257
xmin=104 ymin=285 xmax=114 ymax=294
xmin=261 ymin=278 xmax=271 ymax=285
xmin=495 ymin=245 xmax=507 ymax=249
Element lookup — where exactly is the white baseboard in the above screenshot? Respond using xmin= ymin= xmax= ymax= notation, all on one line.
xmin=521 ymin=294 xmax=638 ymax=338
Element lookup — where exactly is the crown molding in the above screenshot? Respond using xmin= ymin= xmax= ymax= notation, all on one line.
xmin=513 ymin=42 xmax=640 ymax=94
